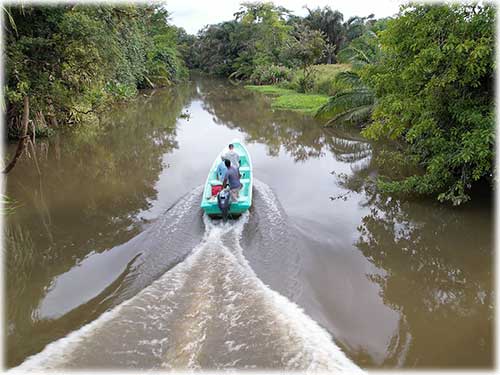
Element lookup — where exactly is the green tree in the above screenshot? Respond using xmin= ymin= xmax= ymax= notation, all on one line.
xmin=175 ymin=27 xmax=198 ymax=69
xmin=143 ymin=7 xmax=188 ymax=87
xmin=282 ymin=26 xmax=325 ymax=92
xmin=190 ymin=21 xmax=246 ymax=77
xmin=362 ymin=3 xmax=495 ymax=205
xmin=234 ymin=2 xmax=292 ymax=73
xmin=192 ymin=2 xmax=293 ymax=79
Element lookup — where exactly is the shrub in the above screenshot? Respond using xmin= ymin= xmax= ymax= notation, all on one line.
xmin=249 ymin=64 xmax=292 ymax=85
xmin=106 ymin=82 xmax=137 ymax=101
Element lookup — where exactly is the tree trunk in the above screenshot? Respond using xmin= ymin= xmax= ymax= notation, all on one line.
xmin=3 ymin=96 xmax=30 ymax=174
xmin=47 ymin=98 xmax=59 ymax=127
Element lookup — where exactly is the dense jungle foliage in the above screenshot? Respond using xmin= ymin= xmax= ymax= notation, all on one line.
xmin=5 ymin=4 xmax=188 ymax=138
xmin=360 ymin=3 xmax=495 ymax=205
xmin=3 ymin=2 xmax=495 ymax=204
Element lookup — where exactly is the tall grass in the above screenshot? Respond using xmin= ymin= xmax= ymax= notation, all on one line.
xmin=1 ymin=194 xmax=22 ymax=215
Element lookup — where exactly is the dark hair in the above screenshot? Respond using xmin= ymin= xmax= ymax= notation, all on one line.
xmin=228 ymin=144 xmax=234 ymax=149
xmin=224 ymin=159 xmax=231 ymax=168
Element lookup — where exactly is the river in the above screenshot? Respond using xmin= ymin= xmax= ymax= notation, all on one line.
xmin=5 ymin=77 xmax=493 ymax=370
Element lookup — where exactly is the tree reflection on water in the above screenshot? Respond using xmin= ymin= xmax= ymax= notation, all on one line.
xmin=355 ymin=189 xmax=493 ymax=367
xmin=5 ymin=83 xmax=196 ymax=367
xmin=197 ymin=79 xmax=329 ymax=161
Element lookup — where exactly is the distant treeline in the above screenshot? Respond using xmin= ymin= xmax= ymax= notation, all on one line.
xmin=4 ymin=4 xmax=189 ymax=138
xmin=183 ymin=2 xmax=384 ymax=81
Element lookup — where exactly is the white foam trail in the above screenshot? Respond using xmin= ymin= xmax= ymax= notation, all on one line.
xmin=253 ymin=179 xmax=283 ymax=224
xmin=13 ymin=225 xmax=212 ymax=371
xmin=202 ymin=213 xmax=362 ymax=372
xmin=13 ymin=201 xmax=363 ymax=372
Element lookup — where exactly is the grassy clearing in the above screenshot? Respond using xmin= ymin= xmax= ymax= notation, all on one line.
xmin=246 ymin=64 xmax=351 ymax=115
xmin=246 ymin=85 xmax=329 ymax=114
xmin=272 ymin=93 xmax=329 ymax=114
xmin=244 ymin=85 xmax=294 ymax=96
xmin=311 ymin=63 xmax=351 ymax=77
xmin=309 ymin=64 xmax=352 ymax=95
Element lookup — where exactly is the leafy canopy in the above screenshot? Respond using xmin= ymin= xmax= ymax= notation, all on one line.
xmin=361 ymin=3 xmax=495 ymax=205
xmin=5 ymin=4 xmax=188 ymax=133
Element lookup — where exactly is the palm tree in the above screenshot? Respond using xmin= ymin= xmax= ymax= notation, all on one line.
xmin=343 ymin=15 xmax=375 ymax=43
xmin=303 ymin=6 xmax=345 ymax=63
xmin=315 ymin=31 xmax=380 ymax=127
xmin=315 ymin=80 xmax=374 ymax=125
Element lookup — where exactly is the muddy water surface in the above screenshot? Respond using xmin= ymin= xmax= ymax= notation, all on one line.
xmin=5 ymin=78 xmax=493 ymax=369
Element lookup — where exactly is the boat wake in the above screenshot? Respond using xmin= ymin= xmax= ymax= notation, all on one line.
xmin=12 ymin=181 xmax=363 ymax=372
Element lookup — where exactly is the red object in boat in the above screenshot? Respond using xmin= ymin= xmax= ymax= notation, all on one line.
xmin=212 ymin=184 xmax=223 ymax=196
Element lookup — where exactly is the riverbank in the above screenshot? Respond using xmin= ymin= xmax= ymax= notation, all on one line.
xmin=245 ymin=64 xmax=350 ymax=115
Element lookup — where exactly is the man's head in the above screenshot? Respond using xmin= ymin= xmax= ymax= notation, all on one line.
xmin=224 ymin=159 xmax=231 ymax=168
xmin=228 ymin=144 xmax=234 ymax=150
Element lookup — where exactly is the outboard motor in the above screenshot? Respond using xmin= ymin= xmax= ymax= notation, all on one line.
xmin=217 ymin=188 xmax=232 ymax=221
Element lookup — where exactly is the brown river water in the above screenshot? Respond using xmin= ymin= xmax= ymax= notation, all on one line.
xmin=4 ymin=77 xmax=493 ymax=370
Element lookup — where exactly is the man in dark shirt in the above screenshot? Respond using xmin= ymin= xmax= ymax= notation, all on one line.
xmin=216 ymin=156 xmax=228 ymax=180
xmin=222 ymin=159 xmax=242 ymax=200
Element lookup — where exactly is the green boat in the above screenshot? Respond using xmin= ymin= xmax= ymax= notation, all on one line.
xmin=201 ymin=140 xmax=253 ymax=218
